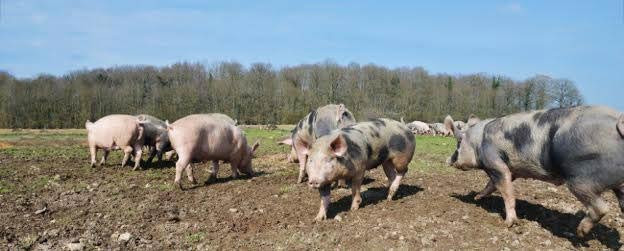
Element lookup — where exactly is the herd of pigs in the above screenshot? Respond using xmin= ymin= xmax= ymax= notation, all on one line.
xmin=84 ymin=104 xmax=624 ymax=239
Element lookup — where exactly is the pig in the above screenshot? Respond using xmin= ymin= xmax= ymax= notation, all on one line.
xmin=305 ymin=118 xmax=415 ymax=221
xmin=85 ymin=114 xmax=145 ymax=170
xmin=445 ymin=106 xmax=624 ymax=237
xmin=280 ymin=104 xmax=356 ymax=183
xmin=166 ymin=114 xmax=259 ymax=189
xmin=407 ymin=121 xmax=432 ymax=135
xmin=136 ymin=114 xmax=172 ymax=164
xmin=154 ymin=113 xmax=235 ymax=163
xmin=430 ymin=123 xmax=451 ymax=136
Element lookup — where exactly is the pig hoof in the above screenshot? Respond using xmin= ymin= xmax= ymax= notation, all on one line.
xmin=504 ymin=218 xmax=517 ymax=228
xmin=576 ymin=219 xmax=593 ymax=238
xmin=314 ymin=214 xmax=327 ymax=222
xmin=474 ymin=194 xmax=484 ymax=200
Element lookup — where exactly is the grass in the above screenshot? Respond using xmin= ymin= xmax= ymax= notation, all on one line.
xmin=243 ymin=127 xmax=292 ymax=156
xmin=0 ymin=128 xmax=458 ymax=172
xmin=186 ymin=232 xmax=205 ymax=244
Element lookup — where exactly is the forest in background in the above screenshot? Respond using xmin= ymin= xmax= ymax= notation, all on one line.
xmin=0 ymin=60 xmax=583 ymax=128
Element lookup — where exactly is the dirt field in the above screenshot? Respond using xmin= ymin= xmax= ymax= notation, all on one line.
xmin=1 ymin=128 xmax=623 ymax=250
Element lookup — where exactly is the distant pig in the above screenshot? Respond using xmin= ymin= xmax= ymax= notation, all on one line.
xmin=445 ymin=106 xmax=624 ymax=237
xmin=429 ymin=123 xmax=451 ymax=136
xmin=85 ymin=114 xmax=145 ymax=170
xmin=305 ymin=118 xmax=415 ymax=221
xmin=280 ymin=104 xmax=356 ymax=183
xmin=166 ymin=114 xmax=259 ymax=189
xmin=136 ymin=114 xmax=172 ymax=164
xmin=407 ymin=121 xmax=432 ymax=135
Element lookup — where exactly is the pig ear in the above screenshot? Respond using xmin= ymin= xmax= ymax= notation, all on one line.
xmin=467 ymin=114 xmax=481 ymax=127
xmin=294 ymin=138 xmax=310 ymax=155
xmin=278 ymin=138 xmax=293 ymax=146
xmin=336 ymin=104 xmax=347 ymax=121
xmin=165 ymin=120 xmax=173 ymax=131
xmin=444 ymin=115 xmax=461 ymax=139
xmin=400 ymin=117 xmax=405 ymax=124
xmin=329 ymin=135 xmax=348 ymax=157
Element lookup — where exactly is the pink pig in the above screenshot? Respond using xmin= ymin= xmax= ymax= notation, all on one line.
xmin=166 ymin=114 xmax=259 ymax=189
xmin=85 ymin=114 xmax=145 ymax=170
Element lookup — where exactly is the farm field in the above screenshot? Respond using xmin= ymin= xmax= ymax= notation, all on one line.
xmin=1 ymin=128 xmax=623 ymax=250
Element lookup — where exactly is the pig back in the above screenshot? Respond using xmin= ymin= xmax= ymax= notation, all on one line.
xmin=168 ymin=114 xmax=243 ymax=161
xmin=88 ymin=114 xmax=143 ymax=148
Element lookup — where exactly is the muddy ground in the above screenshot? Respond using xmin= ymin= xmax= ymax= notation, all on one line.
xmin=1 ymin=129 xmax=623 ymax=250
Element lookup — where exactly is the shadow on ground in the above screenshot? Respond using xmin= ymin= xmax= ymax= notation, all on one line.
xmin=451 ymin=191 xmax=622 ymax=250
xmin=327 ymin=184 xmax=423 ymax=218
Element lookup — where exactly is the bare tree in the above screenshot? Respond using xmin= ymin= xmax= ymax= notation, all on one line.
xmin=549 ymin=78 xmax=584 ymax=108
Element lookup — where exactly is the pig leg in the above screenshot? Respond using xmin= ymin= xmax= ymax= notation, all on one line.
xmin=121 ymin=146 xmax=133 ymax=167
xmin=185 ymin=164 xmax=197 ymax=184
xmin=89 ymin=145 xmax=97 ymax=168
xmin=174 ymin=155 xmax=191 ymax=190
xmin=157 ymin=151 xmax=163 ymax=162
xmin=382 ymin=162 xmax=397 ymax=188
xmin=612 ymin=184 xmax=624 ymax=213
xmin=569 ymin=184 xmax=608 ymax=237
xmin=99 ymin=149 xmax=110 ymax=166
xmin=482 ymin=146 xmax=517 ymax=227
xmin=132 ymin=145 xmax=143 ymax=171
xmin=475 ymin=179 xmax=496 ymax=200
xmin=230 ymin=160 xmax=240 ymax=179
xmin=388 ymin=170 xmax=406 ymax=201
xmin=384 ymin=159 xmax=407 ymax=201
xmin=490 ymin=168 xmax=517 ymax=227
xmin=350 ymin=176 xmax=363 ymax=211
xmin=206 ymin=160 xmax=219 ymax=184
xmin=146 ymin=147 xmax=157 ymax=164
xmin=297 ymin=152 xmax=308 ymax=183
xmin=315 ymin=186 xmax=331 ymax=221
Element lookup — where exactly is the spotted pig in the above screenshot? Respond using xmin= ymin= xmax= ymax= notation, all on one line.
xmin=305 ymin=118 xmax=415 ymax=221
xmin=445 ymin=106 xmax=624 ymax=237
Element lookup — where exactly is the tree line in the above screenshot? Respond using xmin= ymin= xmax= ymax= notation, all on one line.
xmin=0 ymin=60 xmax=584 ymax=129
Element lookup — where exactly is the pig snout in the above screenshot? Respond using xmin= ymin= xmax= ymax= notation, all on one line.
xmin=308 ymin=180 xmax=321 ymax=188
xmin=308 ymin=178 xmax=329 ymax=189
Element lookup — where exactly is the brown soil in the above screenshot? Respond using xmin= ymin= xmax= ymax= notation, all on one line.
xmin=1 ymin=154 xmax=623 ymax=250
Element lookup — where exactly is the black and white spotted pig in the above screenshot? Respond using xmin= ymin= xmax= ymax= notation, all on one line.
xmin=279 ymin=104 xmax=356 ymax=183
xmin=304 ymin=118 xmax=415 ymax=221
xmin=445 ymin=106 xmax=624 ymax=237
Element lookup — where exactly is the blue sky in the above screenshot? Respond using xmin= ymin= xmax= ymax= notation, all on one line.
xmin=0 ymin=1 xmax=623 ymax=110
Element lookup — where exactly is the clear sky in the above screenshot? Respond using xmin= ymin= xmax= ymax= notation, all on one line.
xmin=0 ymin=1 xmax=622 ymax=110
